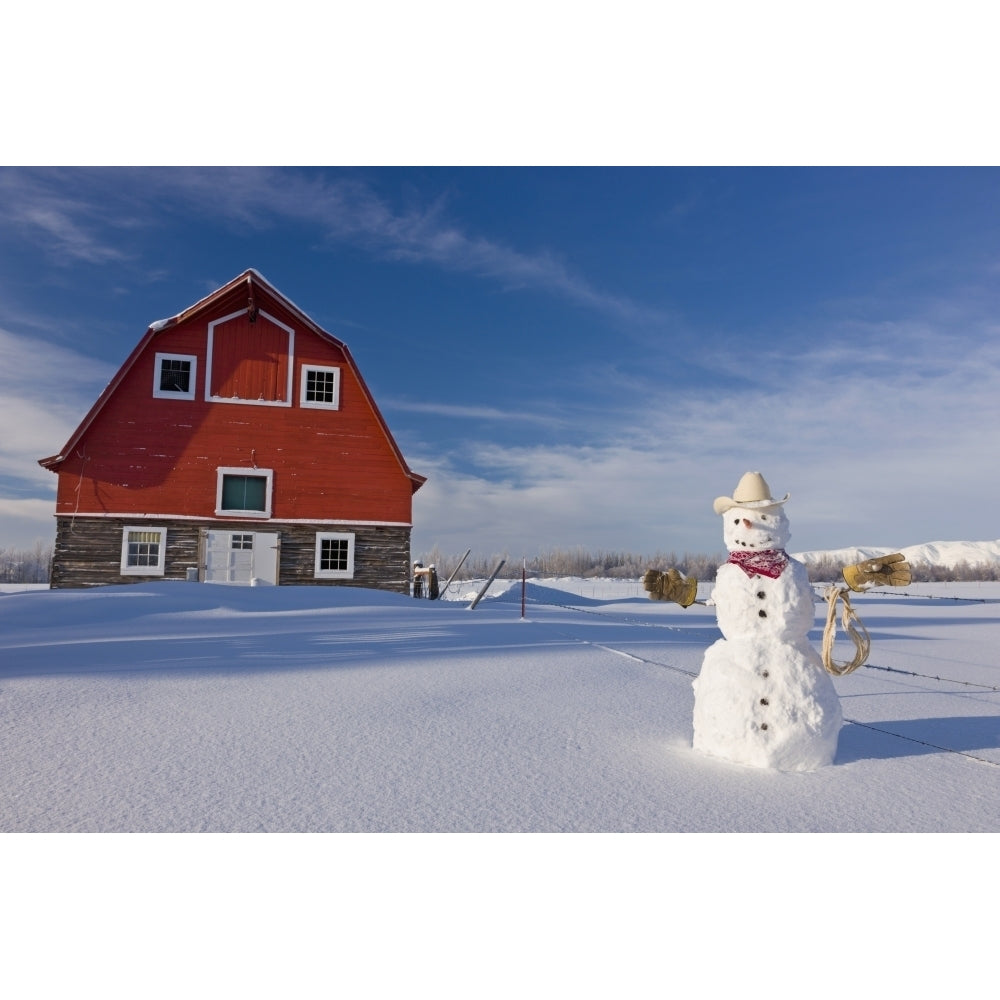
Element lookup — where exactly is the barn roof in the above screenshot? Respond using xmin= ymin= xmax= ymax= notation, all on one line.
xmin=38 ymin=269 xmax=426 ymax=493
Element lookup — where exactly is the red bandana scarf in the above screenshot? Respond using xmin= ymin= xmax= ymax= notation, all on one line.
xmin=727 ymin=549 xmax=789 ymax=579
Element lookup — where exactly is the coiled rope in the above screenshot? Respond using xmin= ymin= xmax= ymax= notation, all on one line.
xmin=821 ymin=585 xmax=871 ymax=676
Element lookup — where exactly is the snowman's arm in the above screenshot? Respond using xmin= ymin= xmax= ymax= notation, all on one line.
xmin=642 ymin=568 xmax=698 ymax=607
xmin=842 ymin=552 xmax=911 ymax=591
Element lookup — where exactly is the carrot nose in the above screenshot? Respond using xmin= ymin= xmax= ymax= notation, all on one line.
xmin=742 ymin=518 xmax=752 ymax=528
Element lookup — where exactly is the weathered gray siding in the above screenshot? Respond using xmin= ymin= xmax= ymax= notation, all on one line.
xmin=50 ymin=516 xmax=411 ymax=592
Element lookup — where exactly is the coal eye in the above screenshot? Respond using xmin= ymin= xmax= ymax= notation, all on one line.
xmin=733 ymin=518 xmax=740 ymax=524
xmin=761 ymin=514 xmax=767 ymax=520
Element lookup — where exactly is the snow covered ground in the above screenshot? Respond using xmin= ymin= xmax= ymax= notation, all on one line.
xmin=3 ymin=575 xmax=998 ymax=833
xmin=4 ymin=575 xmax=997 ymax=996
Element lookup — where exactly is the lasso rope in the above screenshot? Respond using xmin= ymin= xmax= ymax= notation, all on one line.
xmin=822 ymin=585 xmax=871 ymax=675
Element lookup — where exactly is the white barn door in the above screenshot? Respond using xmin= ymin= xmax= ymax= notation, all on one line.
xmin=203 ymin=530 xmax=280 ymax=585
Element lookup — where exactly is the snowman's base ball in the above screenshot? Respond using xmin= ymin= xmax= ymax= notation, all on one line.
xmin=692 ymin=636 xmax=843 ymax=771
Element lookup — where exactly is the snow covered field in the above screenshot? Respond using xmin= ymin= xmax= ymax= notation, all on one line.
xmin=3 ymin=576 xmax=998 ymax=833
xmin=4 ymin=575 xmax=997 ymax=996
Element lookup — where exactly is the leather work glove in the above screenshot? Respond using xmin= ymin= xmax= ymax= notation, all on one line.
xmin=642 ymin=568 xmax=698 ymax=607
xmin=842 ymin=553 xmax=911 ymax=592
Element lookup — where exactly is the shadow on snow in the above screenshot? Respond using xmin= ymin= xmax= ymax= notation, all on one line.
xmin=837 ymin=715 xmax=1000 ymax=763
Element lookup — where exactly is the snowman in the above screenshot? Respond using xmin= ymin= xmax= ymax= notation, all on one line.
xmin=643 ymin=471 xmax=908 ymax=771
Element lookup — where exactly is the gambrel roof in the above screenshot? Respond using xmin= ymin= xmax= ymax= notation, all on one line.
xmin=39 ymin=269 xmax=426 ymax=494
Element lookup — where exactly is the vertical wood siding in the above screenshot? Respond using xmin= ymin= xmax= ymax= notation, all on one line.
xmin=53 ymin=292 xmax=416 ymax=525
xmin=210 ymin=313 xmax=290 ymax=401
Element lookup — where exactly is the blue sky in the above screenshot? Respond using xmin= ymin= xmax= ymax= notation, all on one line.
xmin=2 ymin=166 xmax=999 ymax=559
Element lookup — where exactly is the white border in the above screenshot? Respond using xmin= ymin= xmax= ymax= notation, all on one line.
xmin=215 ymin=467 xmax=274 ymax=518
xmin=55 ymin=513 xmax=412 ymax=527
xmin=314 ymin=531 xmax=355 ymax=579
xmin=205 ymin=309 xmax=295 ymax=406
xmin=153 ymin=352 xmax=198 ymax=400
xmin=300 ymin=364 xmax=341 ymax=410
xmin=120 ymin=525 xmax=167 ymax=575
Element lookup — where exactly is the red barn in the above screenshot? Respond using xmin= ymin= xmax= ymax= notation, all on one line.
xmin=39 ymin=270 xmax=425 ymax=590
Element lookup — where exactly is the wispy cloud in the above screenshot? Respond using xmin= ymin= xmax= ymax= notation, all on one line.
xmin=0 ymin=326 xmax=114 ymax=488
xmin=411 ymin=321 xmax=1000 ymax=556
xmin=385 ymin=398 xmax=569 ymax=427
xmin=0 ymin=498 xmax=56 ymax=525
xmin=0 ymin=497 xmax=57 ymax=550
xmin=18 ymin=205 xmax=127 ymax=265
xmin=2 ymin=168 xmax=671 ymax=329
xmin=0 ymin=170 xmax=132 ymax=265
xmin=192 ymin=168 xmax=673 ymax=327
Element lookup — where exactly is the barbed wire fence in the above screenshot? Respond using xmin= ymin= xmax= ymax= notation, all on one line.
xmin=417 ymin=545 xmax=1000 ymax=586
xmin=514 ymin=585 xmax=1000 ymax=767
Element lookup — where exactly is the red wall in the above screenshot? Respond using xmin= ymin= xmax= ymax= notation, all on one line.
xmin=54 ymin=295 xmax=415 ymax=524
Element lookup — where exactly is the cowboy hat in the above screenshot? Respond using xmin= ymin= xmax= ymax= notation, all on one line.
xmin=712 ymin=471 xmax=790 ymax=515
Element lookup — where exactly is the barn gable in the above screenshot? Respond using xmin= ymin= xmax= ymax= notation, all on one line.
xmin=40 ymin=270 xmax=425 ymax=590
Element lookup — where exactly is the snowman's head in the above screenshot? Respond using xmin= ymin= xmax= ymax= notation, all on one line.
xmin=722 ymin=504 xmax=790 ymax=552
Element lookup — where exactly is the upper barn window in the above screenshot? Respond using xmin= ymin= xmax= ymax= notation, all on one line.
xmin=153 ymin=353 xmax=197 ymax=400
xmin=216 ymin=467 xmax=274 ymax=518
xmin=300 ymin=365 xmax=341 ymax=409
xmin=205 ymin=310 xmax=294 ymax=406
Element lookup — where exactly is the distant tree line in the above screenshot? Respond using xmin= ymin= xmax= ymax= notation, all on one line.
xmin=5 ymin=542 xmax=999 ymax=587
xmin=797 ymin=554 xmax=1000 ymax=583
xmin=418 ymin=547 xmax=1000 ymax=584
xmin=0 ymin=543 xmax=53 ymax=584
xmin=418 ymin=546 xmax=726 ymax=582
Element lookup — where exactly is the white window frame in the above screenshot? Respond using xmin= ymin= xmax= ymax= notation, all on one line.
xmin=314 ymin=532 xmax=356 ymax=579
xmin=153 ymin=352 xmax=198 ymax=400
xmin=216 ymin=467 xmax=274 ymax=518
xmin=120 ymin=525 xmax=167 ymax=576
xmin=300 ymin=365 xmax=341 ymax=410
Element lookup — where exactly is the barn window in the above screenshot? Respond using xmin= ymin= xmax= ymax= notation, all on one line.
xmin=300 ymin=365 xmax=341 ymax=409
xmin=314 ymin=532 xmax=355 ymax=579
xmin=153 ymin=353 xmax=197 ymax=400
xmin=120 ymin=526 xmax=167 ymax=575
xmin=216 ymin=467 xmax=274 ymax=518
